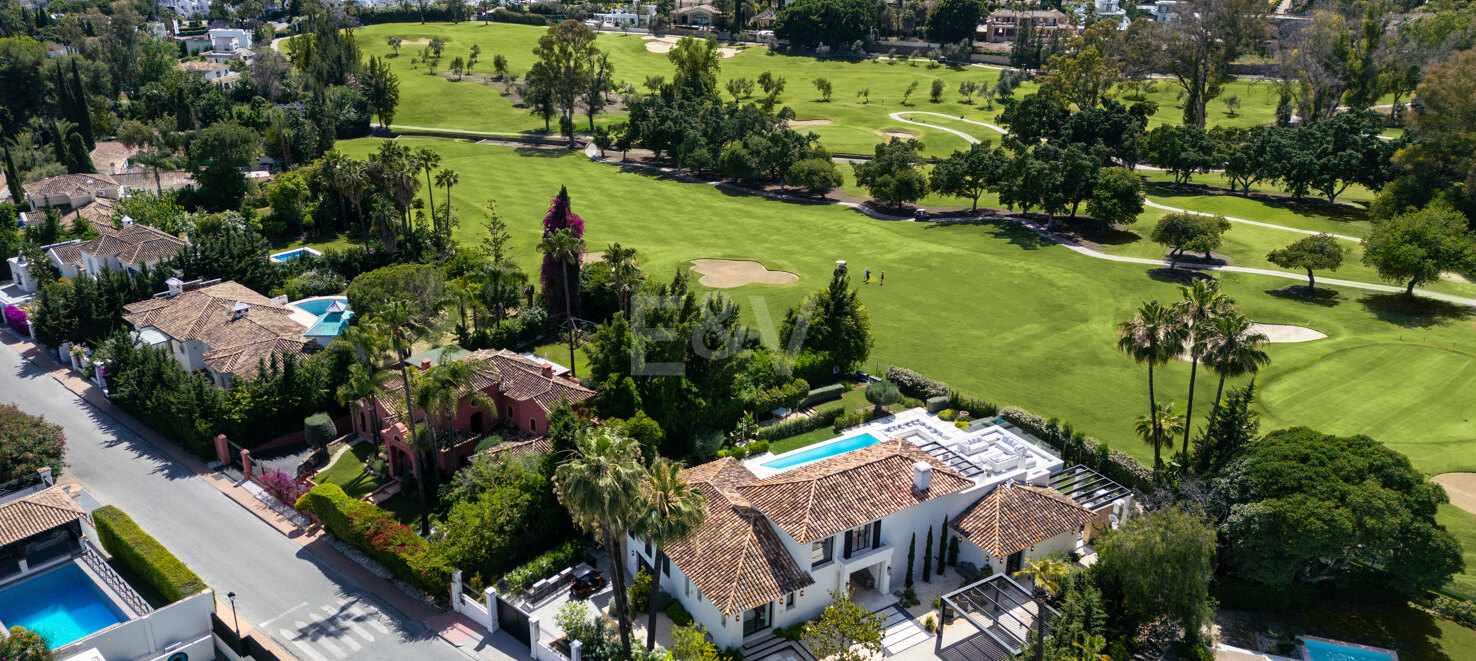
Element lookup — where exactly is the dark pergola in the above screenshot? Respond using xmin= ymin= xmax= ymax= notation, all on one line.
xmin=913 ymin=440 xmax=986 ymax=478
xmin=935 ymin=574 xmax=1059 ymax=658
xmin=1048 ymin=465 xmax=1132 ymax=512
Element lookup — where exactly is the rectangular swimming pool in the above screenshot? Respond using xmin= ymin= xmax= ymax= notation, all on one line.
xmin=0 ymin=564 xmax=128 ymax=648
xmin=1303 ymin=638 xmax=1398 ymax=661
xmin=763 ymin=433 xmax=885 ymax=470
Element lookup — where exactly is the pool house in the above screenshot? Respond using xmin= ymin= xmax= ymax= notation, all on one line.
xmin=628 ymin=407 xmax=1135 ymax=654
xmin=0 ymin=473 xmax=215 ymax=660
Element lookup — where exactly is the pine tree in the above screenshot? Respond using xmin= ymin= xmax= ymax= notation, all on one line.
xmin=922 ymin=526 xmax=934 ymax=582
xmin=937 ymin=517 xmax=948 ymax=570
xmin=66 ymin=132 xmax=94 ymax=174
xmin=70 ymin=60 xmax=95 ymax=150
xmin=905 ymin=533 xmax=916 ymax=588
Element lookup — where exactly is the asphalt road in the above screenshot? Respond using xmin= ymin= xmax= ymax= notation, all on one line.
xmin=0 ymin=341 xmax=516 ymax=661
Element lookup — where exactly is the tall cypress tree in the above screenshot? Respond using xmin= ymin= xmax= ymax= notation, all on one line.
xmin=70 ymin=60 xmax=95 ymax=150
xmin=937 ymin=516 xmax=948 ymax=571
xmin=905 ymin=533 xmax=916 ymax=588
xmin=922 ymin=526 xmax=934 ymax=582
xmin=3 ymin=146 xmax=24 ymax=206
xmin=66 ymin=131 xmax=95 ymax=174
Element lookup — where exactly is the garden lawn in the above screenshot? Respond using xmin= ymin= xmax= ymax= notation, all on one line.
xmin=351 ymin=22 xmax=1302 ymax=157
xmin=531 ymin=340 xmax=591 ymax=379
xmin=314 ymin=442 xmax=388 ymax=500
xmin=1437 ymin=503 xmax=1476 ymax=602
xmin=337 ymin=137 xmax=1476 ymax=478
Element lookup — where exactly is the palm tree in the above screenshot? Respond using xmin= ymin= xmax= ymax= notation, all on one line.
xmin=1014 ymin=557 xmax=1070 ymax=661
xmin=320 ymin=151 xmax=349 ymax=230
xmin=377 ymin=302 xmax=433 ymax=535
xmin=1173 ymin=280 xmax=1227 ymax=456
xmin=416 ymin=147 xmax=441 ymax=227
xmin=554 ymin=428 xmax=647 ymax=660
xmin=1134 ymin=402 xmax=1185 ymax=463
xmin=339 ymin=318 xmax=394 ymax=452
xmin=340 ymin=159 xmax=370 ymax=241
xmin=603 ymin=242 xmax=640 ymax=318
xmin=1201 ymin=311 xmax=1270 ymax=430
xmin=630 ymin=458 xmax=707 ymax=650
xmin=539 ymin=228 xmax=586 ymax=377
xmin=420 ymin=359 xmax=496 ymax=479
xmin=132 ymin=146 xmax=179 ymax=197
xmin=1116 ymin=301 xmax=1187 ymax=469
xmin=434 ymin=168 xmax=459 ymax=237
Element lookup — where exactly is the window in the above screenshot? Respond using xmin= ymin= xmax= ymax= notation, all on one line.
xmin=507 ymin=406 xmax=514 ymax=418
xmin=529 ymin=418 xmax=537 ymax=432
xmin=850 ymin=523 xmax=872 ymax=553
xmin=810 ymin=537 xmax=833 ymax=568
xmin=685 ymin=578 xmax=690 ymax=596
xmin=785 ymin=592 xmax=796 ymax=610
xmin=644 ymin=540 xmax=653 ymax=558
xmin=662 ymin=556 xmax=670 ymax=577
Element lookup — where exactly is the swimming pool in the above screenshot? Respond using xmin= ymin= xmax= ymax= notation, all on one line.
xmin=763 ymin=433 xmax=885 ymax=470
xmin=0 ymin=564 xmax=128 ymax=648
xmin=289 ymin=296 xmax=348 ymax=316
xmin=1302 ymin=638 xmax=1398 ymax=661
xmin=269 ymin=247 xmax=323 ymax=263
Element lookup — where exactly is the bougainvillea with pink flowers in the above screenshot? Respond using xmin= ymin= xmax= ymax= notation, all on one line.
xmin=3 ymin=305 xmax=28 ymax=336
xmin=540 ymin=186 xmax=584 ymax=317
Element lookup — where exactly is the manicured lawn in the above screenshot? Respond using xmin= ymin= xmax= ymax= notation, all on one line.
xmin=1437 ymin=504 xmax=1476 ymax=602
xmin=351 ymin=22 xmax=1303 ymax=157
xmin=314 ymin=442 xmax=388 ymax=500
xmin=531 ymin=339 xmax=591 ymax=379
xmin=336 ymin=137 xmax=1476 ymax=480
xmin=768 ymin=425 xmax=838 ymax=455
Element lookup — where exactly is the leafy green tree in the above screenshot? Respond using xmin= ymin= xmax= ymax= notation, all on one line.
xmin=1193 ymin=382 xmax=1258 ymax=475
xmin=804 ymin=589 xmax=885 ymax=661
xmin=345 ymin=263 xmax=448 ymax=326
xmin=1307 ymin=110 xmax=1400 ymax=203
xmin=905 ymin=533 xmax=916 ymax=588
xmin=0 ymin=403 xmax=66 ymax=485
xmin=531 ymin=20 xmax=605 ymax=148
xmin=1096 ymin=508 xmax=1217 ymax=646
xmin=1266 ymin=234 xmax=1346 ymax=289
xmin=774 ymin=0 xmax=876 ymax=49
xmin=630 ymin=458 xmax=707 ymax=649
xmin=1214 ymin=125 xmax=1279 ymax=194
xmin=1222 ymin=427 xmax=1464 ymax=598
xmin=190 ymin=121 xmax=259 ymax=211
xmin=1039 ymin=44 xmax=1119 ymax=109
xmin=0 ymin=625 xmax=51 ymax=661
xmin=1086 ymin=167 xmax=1144 ymax=228
xmin=1142 ymin=124 xmax=1218 ymax=184
xmin=1150 ymin=212 xmax=1230 ymax=269
xmin=668 ymin=36 xmax=721 ymax=94
xmin=929 ymin=79 xmax=944 ymax=103
xmin=554 ymin=428 xmax=647 ymax=659
xmin=853 ymin=138 xmax=928 ymax=207
xmin=1143 ymin=0 xmax=1266 ymax=127
xmin=922 ymin=526 xmax=934 ymax=581
xmin=669 ymin=623 xmax=720 ymax=661
xmin=813 ymin=77 xmax=833 ymax=101
xmin=865 ymin=380 xmax=900 ymax=414
xmin=930 ymin=142 xmax=1006 ymax=212
xmin=779 ymin=269 xmax=873 ymax=381
xmin=1361 ymin=202 xmax=1476 ymax=297
xmin=1117 ymin=300 xmax=1187 ymax=468
xmin=786 ymin=157 xmax=844 ymax=194
xmin=926 ymin=0 xmax=982 ymax=45
xmin=363 ymin=56 xmax=400 ymax=129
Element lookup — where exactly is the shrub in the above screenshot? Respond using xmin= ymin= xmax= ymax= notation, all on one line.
xmin=756 ymin=407 xmax=843 ymax=442
xmin=938 ymin=409 xmax=956 ymax=421
xmin=925 ymin=396 xmax=948 ymax=413
xmin=924 ymin=616 xmax=936 ymax=633
xmin=258 ymin=467 xmax=309 ymax=507
xmin=885 ymin=366 xmax=948 ymax=399
xmin=299 ymin=483 xmax=450 ymax=596
xmin=304 ymin=412 xmax=336 ymax=450
xmin=665 ymin=599 xmax=694 ymax=626
xmin=750 ymin=378 xmax=811 ymax=414
xmin=774 ymin=625 xmax=805 ymax=641
xmin=832 ymin=408 xmax=875 ymax=433
xmin=948 ymin=391 xmax=998 ymax=419
xmin=901 ymin=586 xmax=919 ymax=608
xmin=277 ymin=270 xmax=346 ymax=300
xmin=1427 ymin=595 xmax=1476 ymax=629
xmin=3 ymin=305 xmax=28 ymax=335
xmin=800 ymin=383 xmax=846 ymax=408
xmin=0 ymin=403 xmax=66 ymax=485
xmin=501 ymin=539 xmax=584 ymax=593
xmin=93 ymin=505 xmax=208 ymax=603
xmin=629 ymin=568 xmax=653 ymax=613
xmin=999 ymin=406 xmax=1152 ymax=491
xmin=954 ymin=420 xmax=968 ymax=429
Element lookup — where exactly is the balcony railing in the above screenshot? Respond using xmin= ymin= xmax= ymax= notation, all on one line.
xmin=80 ymin=542 xmax=154 ymax=616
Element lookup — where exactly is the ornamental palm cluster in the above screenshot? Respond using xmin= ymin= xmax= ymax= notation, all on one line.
xmin=1116 ymin=279 xmax=1269 ymax=471
xmin=553 ymin=428 xmax=708 ymax=659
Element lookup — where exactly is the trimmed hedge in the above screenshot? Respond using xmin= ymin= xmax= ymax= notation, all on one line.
xmin=304 ymin=412 xmax=336 ymax=450
xmin=885 ymin=366 xmax=949 ymax=399
xmin=755 ymin=407 xmax=844 ymax=442
xmin=93 ymin=505 xmax=208 ymax=603
xmin=800 ymin=383 xmax=846 ymax=408
xmin=749 ymin=378 xmax=810 ymax=416
xmin=296 ymin=483 xmax=450 ymax=597
xmin=501 ymin=539 xmax=584 ymax=594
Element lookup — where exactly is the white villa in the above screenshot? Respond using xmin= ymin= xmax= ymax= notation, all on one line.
xmin=6 ymin=220 xmax=188 ymax=293
xmin=629 ymin=408 xmax=1132 ymax=652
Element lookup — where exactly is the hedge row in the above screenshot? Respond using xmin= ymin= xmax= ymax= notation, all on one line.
xmin=93 ymin=505 xmax=208 ymax=603
xmin=800 ymin=383 xmax=846 ymax=409
xmin=501 ymin=539 xmax=584 ymax=594
xmin=755 ymin=407 xmax=844 ymax=442
xmin=750 ymin=379 xmax=810 ymax=416
xmin=296 ymin=484 xmax=450 ymax=597
xmin=883 ymin=366 xmax=1153 ymax=493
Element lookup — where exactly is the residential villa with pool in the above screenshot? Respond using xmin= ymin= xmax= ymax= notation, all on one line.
xmin=628 ymin=407 xmax=1134 ymax=655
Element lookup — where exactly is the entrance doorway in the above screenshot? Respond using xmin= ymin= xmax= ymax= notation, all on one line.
xmin=471 ymin=411 xmax=485 ymax=433
xmin=1006 ymin=550 xmax=1023 ymax=576
xmin=742 ymin=602 xmax=772 ymax=637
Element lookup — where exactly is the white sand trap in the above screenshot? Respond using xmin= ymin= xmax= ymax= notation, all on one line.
xmin=399 ymin=39 xmax=430 ymax=46
xmin=1434 ymin=473 xmax=1476 ymax=515
xmin=691 ymin=259 xmax=798 ymax=288
xmin=788 ymin=119 xmax=834 ymax=127
xmin=642 ymin=35 xmax=740 ymax=58
xmin=1251 ymin=323 xmax=1326 ymax=343
xmin=580 ymin=251 xmax=604 ymax=264
xmin=884 ymin=131 xmax=916 ymax=139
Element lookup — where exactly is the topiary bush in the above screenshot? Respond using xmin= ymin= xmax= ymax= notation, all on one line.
xmin=304 ymin=412 xmax=336 ymax=450
xmin=93 ymin=505 xmax=208 ymax=603
xmin=864 ymin=380 xmax=901 ymax=411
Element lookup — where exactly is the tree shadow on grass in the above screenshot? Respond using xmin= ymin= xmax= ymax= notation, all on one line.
xmin=513 ymin=146 xmax=570 ymax=158
xmin=1299 ymin=602 xmax=1456 ymax=661
xmin=1145 ymin=182 xmax=1371 ymax=225
xmin=1359 ymin=292 xmax=1473 ymax=329
xmin=1266 ymin=285 xmax=1343 ymax=308
xmin=922 ymin=216 xmax=1055 ymax=250
xmin=1148 ymin=267 xmax=1218 ymax=285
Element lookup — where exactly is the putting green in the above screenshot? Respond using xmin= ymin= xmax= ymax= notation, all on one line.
xmin=1258 ymin=344 xmax=1476 ymax=473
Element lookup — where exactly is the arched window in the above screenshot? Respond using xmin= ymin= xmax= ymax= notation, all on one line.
xmin=529 ymin=418 xmax=537 ymax=433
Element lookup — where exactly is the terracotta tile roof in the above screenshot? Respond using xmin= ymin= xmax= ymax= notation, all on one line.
xmin=112 ymin=171 xmax=195 ymax=192
xmin=89 ymin=141 xmax=141 ymax=175
xmin=29 ymin=173 xmax=117 ymax=199
xmin=950 ymin=482 xmax=1097 ymax=558
xmin=738 ymin=439 xmax=974 ymax=545
xmin=663 ymin=458 xmax=814 ymax=616
xmin=0 ymin=485 xmax=86 ymax=546
xmin=46 ymin=240 xmax=84 ymax=267
xmin=482 ymin=437 xmax=551 ymax=461
xmin=179 ymin=60 xmax=229 ymax=72
xmin=382 ymin=348 xmax=595 ymax=415
xmin=80 ymin=223 xmax=187 ymax=266
xmin=123 ymin=281 xmax=314 ymax=380
xmin=74 ymin=198 xmax=118 ymax=225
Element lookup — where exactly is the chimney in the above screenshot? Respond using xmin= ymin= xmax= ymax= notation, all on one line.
xmin=166 ymin=276 xmax=184 ymax=297
xmin=38 ymin=466 xmax=54 ymax=487
xmin=231 ymin=301 xmax=250 ymax=319
xmin=421 ymin=358 xmax=432 ymax=370
xmin=121 ymin=215 xmax=134 ymax=227
xmin=541 ymin=364 xmax=554 ymax=379
xmin=913 ymin=461 xmax=932 ymax=492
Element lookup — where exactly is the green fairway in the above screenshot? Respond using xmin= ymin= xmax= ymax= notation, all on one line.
xmin=1438 ymin=504 xmax=1476 ymax=601
xmin=351 ymin=22 xmax=1302 ymax=156
xmin=337 ymin=136 xmax=1476 ymax=476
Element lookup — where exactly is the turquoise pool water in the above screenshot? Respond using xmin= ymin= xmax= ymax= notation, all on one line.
xmin=290 ymin=297 xmax=347 ymax=316
xmin=1304 ymin=639 xmax=1396 ymax=661
xmin=269 ymin=248 xmax=319 ymax=262
xmin=0 ymin=564 xmax=127 ymax=648
xmin=764 ymin=433 xmax=885 ymax=470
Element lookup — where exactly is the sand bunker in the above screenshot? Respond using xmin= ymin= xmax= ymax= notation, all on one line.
xmin=1250 ymin=323 xmax=1326 ymax=343
xmin=788 ymin=119 xmax=834 ymax=127
xmin=1434 ymin=474 xmax=1476 ymax=515
xmin=691 ymin=259 xmax=798 ymax=288
xmin=642 ymin=36 xmax=740 ymax=58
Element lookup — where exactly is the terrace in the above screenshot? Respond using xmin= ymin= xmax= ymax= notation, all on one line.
xmin=934 ymin=574 xmax=1056 ymax=659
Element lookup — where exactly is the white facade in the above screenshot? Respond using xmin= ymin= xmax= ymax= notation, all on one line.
xmin=6 ymin=240 xmax=83 ymax=294
xmin=162 ymin=0 xmax=212 ymax=18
